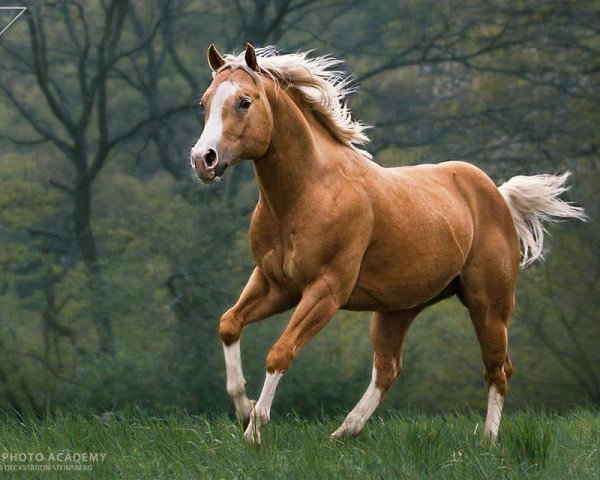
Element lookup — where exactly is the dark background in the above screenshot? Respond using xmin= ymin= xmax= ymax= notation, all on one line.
xmin=0 ymin=0 xmax=598 ymax=417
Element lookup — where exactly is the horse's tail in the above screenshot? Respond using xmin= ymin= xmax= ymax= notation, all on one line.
xmin=498 ymin=172 xmax=586 ymax=268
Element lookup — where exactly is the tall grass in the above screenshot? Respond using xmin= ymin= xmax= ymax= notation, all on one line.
xmin=0 ymin=408 xmax=597 ymax=479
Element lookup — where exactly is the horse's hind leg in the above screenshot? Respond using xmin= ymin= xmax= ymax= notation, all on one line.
xmin=460 ymin=256 xmax=517 ymax=441
xmin=331 ymin=309 xmax=417 ymax=439
xmin=475 ymin=313 xmax=512 ymax=441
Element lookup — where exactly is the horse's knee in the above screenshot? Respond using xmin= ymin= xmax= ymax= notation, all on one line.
xmin=219 ymin=309 xmax=242 ymax=345
xmin=266 ymin=342 xmax=293 ymax=373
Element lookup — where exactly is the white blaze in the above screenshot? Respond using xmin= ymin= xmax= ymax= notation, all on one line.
xmin=191 ymin=81 xmax=238 ymax=165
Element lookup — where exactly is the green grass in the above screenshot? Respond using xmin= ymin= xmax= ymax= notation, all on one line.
xmin=0 ymin=408 xmax=598 ymax=479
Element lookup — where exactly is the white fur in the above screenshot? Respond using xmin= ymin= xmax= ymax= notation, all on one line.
xmin=223 ymin=340 xmax=244 ymax=396
xmin=499 ymin=172 xmax=586 ymax=267
xmin=222 ymin=341 xmax=252 ymax=421
xmin=331 ymin=365 xmax=382 ymax=438
xmin=218 ymin=46 xmax=372 ymax=159
xmin=484 ymin=384 xmax=504 ymax=440
xmin=191 ymin=81 xmax=238 ymax=165
xmin=244 ymin=371 xmax=282 ymax=444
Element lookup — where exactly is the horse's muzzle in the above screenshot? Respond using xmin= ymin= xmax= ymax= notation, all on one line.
xmin=213 ymin=161 xmax=228 ymax=178
xmin=191 ymin=148 xmax=228 ymax=183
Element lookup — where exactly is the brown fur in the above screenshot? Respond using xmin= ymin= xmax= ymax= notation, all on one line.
xmin=194 ymin=45 xmax=528 ymax=440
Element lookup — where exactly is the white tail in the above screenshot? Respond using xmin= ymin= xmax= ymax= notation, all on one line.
xmin=498 ymin=172 xmax=587 ymax=267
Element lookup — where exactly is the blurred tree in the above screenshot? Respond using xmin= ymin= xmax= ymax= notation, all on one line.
xmin=0 ymin=0 xmax=597 ymax=414
xmin=0 ymin=1 xmax=191 ymax=354
xmin=518 ymin=166 xmax=599 ymax=403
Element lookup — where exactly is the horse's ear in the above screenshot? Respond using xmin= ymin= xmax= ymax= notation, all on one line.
xmin=207 ymin=44 xmax=225 ymax=71
xmin=244 ymin=43 xmax=260 ymax=72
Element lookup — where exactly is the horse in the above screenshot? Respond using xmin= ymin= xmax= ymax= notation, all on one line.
xmin=189 ymin=43 xmax=586 ymax=444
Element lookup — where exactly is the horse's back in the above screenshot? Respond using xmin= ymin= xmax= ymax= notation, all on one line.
xmin=386 ymin=160 xmax=516 ymax=245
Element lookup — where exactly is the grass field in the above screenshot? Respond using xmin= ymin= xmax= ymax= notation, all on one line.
xmin=0 ymin=408 xmax=598 ymax=479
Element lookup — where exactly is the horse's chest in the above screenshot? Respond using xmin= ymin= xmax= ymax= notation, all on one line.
xmin=250 ymin=228 xmax=294 ymax=286
xmin=258 ymin=244 xmax=286 ymax=283
xmin=252 ymin=228 xmax=310 ymax=292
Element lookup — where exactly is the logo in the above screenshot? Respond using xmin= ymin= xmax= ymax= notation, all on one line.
xmin=0 ymin=451 xmax=107 ymax=472
xmin=0 ymin=7 xmax=26 ymax=37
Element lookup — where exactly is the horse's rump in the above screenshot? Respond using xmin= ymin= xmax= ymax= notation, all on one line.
xmin=347 ymin=161 xmax=516 ymax=311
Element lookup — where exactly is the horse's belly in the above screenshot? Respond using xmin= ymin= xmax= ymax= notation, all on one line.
xmin=343 ymin=244 xmax=466 ymax=311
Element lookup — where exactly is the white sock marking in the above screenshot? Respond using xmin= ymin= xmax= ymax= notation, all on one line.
xmin=244 ymin=371 xmax=283 ymax=443
xmin=333 ymin=365 xmax=381 ymax=437
xmin=223 ymin=340 xmax=244 ymax=395
xmin=484 ymin=384 xmax=504 ymax=440
xmin=223 ymin=341 xmax=252 ymax=420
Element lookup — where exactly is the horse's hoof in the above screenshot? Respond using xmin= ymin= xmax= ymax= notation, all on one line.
xmin=244 ymin=432 xmax=261 ymax=444
xmin=331 ymin=424 xmax=359 ymax=440
xmin=238 ymin=399 xmax=256 ymax=430
xmin=330 ymin=428 xmax=349 ymax=440
xmin=241 ymin=400 xmax=256 ymax=430
xmin=482 ymin=430 xmax=498 ymax=445
xmin=243 ymin=424 xmax=261 ymax=445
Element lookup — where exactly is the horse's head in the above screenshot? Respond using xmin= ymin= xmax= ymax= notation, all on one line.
xmin=191 ymin=43 xmax=273 ymax=183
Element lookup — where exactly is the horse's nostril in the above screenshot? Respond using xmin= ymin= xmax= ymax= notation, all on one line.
xmin=204 ymin=149 xmax=217 ymax=167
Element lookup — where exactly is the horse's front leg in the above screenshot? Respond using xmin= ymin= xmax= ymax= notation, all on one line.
xmin=220 ymin=267 xmax=296 ymax=427
xmin=244 ymin=275 xmax=340 ymax=444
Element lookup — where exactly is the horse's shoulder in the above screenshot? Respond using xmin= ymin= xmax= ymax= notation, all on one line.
xmin=250 ymin=201 xmax=282 ymax=248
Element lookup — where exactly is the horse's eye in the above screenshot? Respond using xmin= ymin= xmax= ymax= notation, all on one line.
xmin=239 ymin=98 xmax=252 ymax=110
xmin=199 ymin=100 xmax=205 ymax=112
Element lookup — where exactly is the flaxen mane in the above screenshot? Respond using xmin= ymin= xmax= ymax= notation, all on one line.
xmin=216 ymin=46 xmax=372 ymax=159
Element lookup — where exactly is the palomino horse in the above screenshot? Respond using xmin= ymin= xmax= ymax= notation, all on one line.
xmin=190 ymin=44 xmax=586 ymax=444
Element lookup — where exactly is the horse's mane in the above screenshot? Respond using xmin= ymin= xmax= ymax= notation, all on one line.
xmin=218 ymin=46 xmax=372 ymax=159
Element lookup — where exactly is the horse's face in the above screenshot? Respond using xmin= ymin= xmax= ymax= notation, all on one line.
xmin=191 ymin=44 xmax=273 ymax=183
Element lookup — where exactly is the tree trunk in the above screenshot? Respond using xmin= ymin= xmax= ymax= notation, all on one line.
xmin=74 ymin=172 xmax=114 ymax=355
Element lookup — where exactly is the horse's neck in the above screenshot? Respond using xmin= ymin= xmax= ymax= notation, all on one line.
xmin=253 ymin=89 xmax=345 ymax=218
